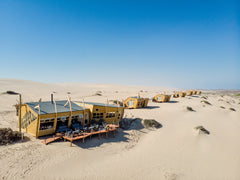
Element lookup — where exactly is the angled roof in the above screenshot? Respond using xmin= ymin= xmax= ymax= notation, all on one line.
xmin=74 ymin=101 xmax=122 ymax=108
xmin=26 ymin=100 xmax=87 ymax=115
xmin=130 ymin=96 xmax=149 ymax=100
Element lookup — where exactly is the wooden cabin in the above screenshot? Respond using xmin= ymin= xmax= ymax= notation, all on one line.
xmin=192 ymin=90 xmax=197 ymax=95
xmin=73 ymin=101 xmax=124 ymax=124
xmin=123 ymin=96 xmax=149 ymax=109
xmin=196 ymin=91 xmax=202 ymax=95
xmin=152 ymin=94 xmax=171 ymax=103
xmin=18 ymin=100 xmax=90 ymax=137
xmin=173 ymin=92 xmax=186 ymax=98
xmin=186 ymin=91 xmax=193 ymax=96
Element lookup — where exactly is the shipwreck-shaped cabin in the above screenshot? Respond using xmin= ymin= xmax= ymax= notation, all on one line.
xmin=196 ymin=91 xmax=202 ymax=95
xmin=173 ymin=92 xmax=186 ymax=98
xmin=185 ymin=91 xmax=193 ymax=96
xmin=192 ymin=90 xmax=197 ymax=95
xmin=73 ymin=101 xmax=124 ymax=124
xmin=123 ymin=96 xmax=149 ymax=109
xmin=153 ymin=94 xmax=171 ymax=103
xmin=18 ymin=100 xmax=90 ymax=137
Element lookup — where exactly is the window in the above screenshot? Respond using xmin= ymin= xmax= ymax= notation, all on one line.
xmin=127 ymin=100 xmax=134 ymax=107
xmin=40 ymin=122 xmax=54 ymax=130
xmin=85 ymin=119 xmax=88 ymax=124
xmin=50 ymin=118 xmax=55 ymax=122
xmin=106 ymin=112 xmax=115 ymax=118
xmin=79 ymin=114 xmax=83 ymax=120
xmin=96 ymin=108 xmax=99 ymax=111
xmin=85 ymin=113 xmax=88 ymax=120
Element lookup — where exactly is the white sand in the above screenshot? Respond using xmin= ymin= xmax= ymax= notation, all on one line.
xmin=0 ymin=79 xmax=240 ymax=180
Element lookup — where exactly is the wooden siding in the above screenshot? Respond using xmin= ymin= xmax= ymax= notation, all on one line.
xmin=153 ymin=94 xmax=171 ymax=103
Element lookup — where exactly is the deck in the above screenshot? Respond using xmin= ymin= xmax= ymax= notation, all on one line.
xmin=42 ymin=124 xmax=119 ymax=145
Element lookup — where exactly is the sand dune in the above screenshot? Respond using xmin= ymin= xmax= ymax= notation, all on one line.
xmin=0 ymin=79 xmax=240 ymax=180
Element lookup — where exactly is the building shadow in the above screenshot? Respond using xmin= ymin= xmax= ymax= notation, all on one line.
xmin=143 ymin=106 xmax=160 ymax=109
xmin=167 ymin=101 xmax=178 ymax=103
xmin=73 ymin=118 xmax=145 ymax=148
xmin=41 ymin=118 xmax=146 ymax=148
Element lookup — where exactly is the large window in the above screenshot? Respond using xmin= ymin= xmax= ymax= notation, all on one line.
xmin=79 ymin=114 xmax=83 ymax=121
xmin=21 ymin=111 xmax=37 ymax=129
xmin=127 ymin=100 xmax=134 ymax=107
xmin=40 ymin=121 xmax=54 ymax=130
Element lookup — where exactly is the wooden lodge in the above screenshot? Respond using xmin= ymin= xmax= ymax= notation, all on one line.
xmin=196 ymin=90 xmax=201 ymax=95
xmin=173 ymin=92 xmax=186 ymax=98
xmin=18 ymin=100 xmax=90 ymax=138
xmin=73 ymin=101 xmax=124 ymax=124
xmin=152 ymin=94 xmax=171 ymax=103
xmin=185 ymin=91 xmax=193 ymax=96
xmin=123 ymin=96 xmax=149 ymax=109
xmin=17 ymin=99 xmax=124 ymax=138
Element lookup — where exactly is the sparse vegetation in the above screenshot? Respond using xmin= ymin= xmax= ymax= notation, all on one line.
xmin=187 ymin=106 xmax=194 ymax=111
xmin=143 ymin=119 xmax=162 ymax=128
xmin=229 ymin=108 xmax=236 ymax=111
xmin=220 ymin=106 xmax=225 ymax=109
xmin=94 ymin=91 xmax=102 ymax=96
xmin=234 ymin=93 xmax=240 ymax=96
xmin=201 ymin=100 xmax=212 ymax=105
xmin=194 ymin=126 xmax=210 ymax=135
xmin=201 ymin=96 xmax=208 ymax=100
xmin=0 ymin=128 xmax=22 ymax=145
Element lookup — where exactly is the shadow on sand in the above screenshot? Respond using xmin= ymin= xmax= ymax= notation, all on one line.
xmin=167 ymin=100 xmax=178 ymax=103
xmin=143 ymin=106 xmax=160 ymax=109
xmin=74 ymin=118 xmax=145 ymax=148
xmin=41 ymin=118 xmax=145 ymax=148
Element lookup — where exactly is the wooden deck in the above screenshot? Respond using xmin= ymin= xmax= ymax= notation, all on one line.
xmin=42 ymin=124 xmax=119 ymax=145
xmin=42 ymin=133 xmax=63 ymax=145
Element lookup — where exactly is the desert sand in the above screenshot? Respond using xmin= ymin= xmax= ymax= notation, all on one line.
xmin=0 ymin=79 xmax=240 ymax=180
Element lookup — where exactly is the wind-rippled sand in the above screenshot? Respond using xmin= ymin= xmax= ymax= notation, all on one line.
xmin=0 ymin=79 xmax=240 ymax=180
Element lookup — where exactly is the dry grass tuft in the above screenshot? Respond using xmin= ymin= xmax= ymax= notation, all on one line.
xmin=229 ymin=108 xmax=236 ymax=111
xmin=194 ymin=126 xmax=210 ymax=135
xmin=201 ymin=100 xmax=212 ymax=105
xmin=0 ymin=128 xmax=22 ymax=145
xmin=201 ymin=96 xmax=208 ymax=100
xmin=220 ymin=106 xmax=225 ymax=109
xmin=143 ymin=119 xmax=162 ymax=128
xmin=93 ymin=91 xmax=102 ymax=96
xmin=187 ymin=106 xmax=194 ymax=111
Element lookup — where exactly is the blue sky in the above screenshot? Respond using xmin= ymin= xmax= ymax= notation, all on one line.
xmin=0 ymin=0 xmax=239 ymax=89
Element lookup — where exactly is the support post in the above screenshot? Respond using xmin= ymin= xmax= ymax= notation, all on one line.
xmin=18 ymin=94 xmax=22 ymax=133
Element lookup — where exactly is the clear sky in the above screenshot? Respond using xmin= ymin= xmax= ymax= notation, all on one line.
xmin=0 ymin=0 xmax=239 ymax=89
